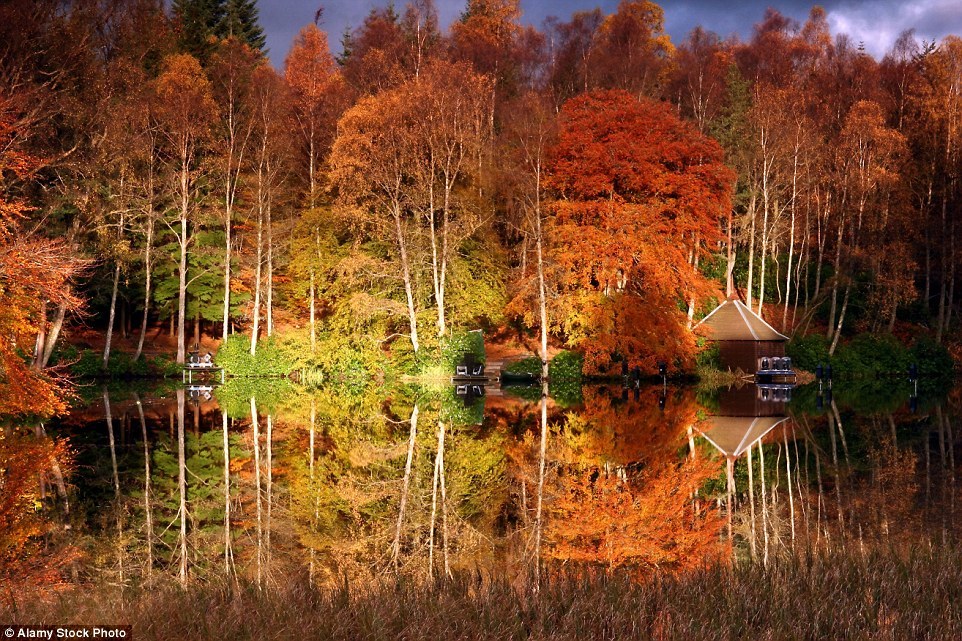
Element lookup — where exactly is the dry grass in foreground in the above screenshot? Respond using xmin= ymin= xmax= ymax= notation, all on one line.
xmin=4 ymin=546 xmax=962 ymax=640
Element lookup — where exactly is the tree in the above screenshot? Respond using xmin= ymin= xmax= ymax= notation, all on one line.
xmin=153 ymin=53 xmax=217 ymax=364
xmin=591 ymin=0 xmax=674 ymax=98
xmin=173 ymin=0 xmax=266 ymax=58
xmin=546 ymin=89 xmax=734 ymax=373
xmin=330 ymin=86 xmax=423 ymax=353
xmin=415 ymin=60 xmax=493 ymax=339
xmin=502 ymin=92 xmax=557 ymax=372
xmin=210 ymin=37 xmax=259 ymax=343
xmin=0 ymin=96 xmax=85 ymax=417
xmin=172 ymin=0 xmax=227 ymax=60
xmin=222 ymin=0 xmax=266 ymax=52
xmin=450 ymin=0 xmax=524 ymax=94
xmin=285 ymin=24 xmax=346 ymax=352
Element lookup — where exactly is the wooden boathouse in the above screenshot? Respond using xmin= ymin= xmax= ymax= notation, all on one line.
xmin=695 ymin=298 xmax=792 ymax=378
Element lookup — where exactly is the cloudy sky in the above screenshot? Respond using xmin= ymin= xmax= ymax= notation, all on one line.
xmin=259 ymin=0 xmax=962 ymax=66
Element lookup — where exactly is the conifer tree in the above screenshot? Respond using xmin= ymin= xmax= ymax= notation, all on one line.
xmin=222 ymin=0 xmax=267 ymax=52
xmin=172 ymin=0 xmax=226 ymax=60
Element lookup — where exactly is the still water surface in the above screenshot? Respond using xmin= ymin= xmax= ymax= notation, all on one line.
xmin=22 ymin=377 xmax=961 ymax=586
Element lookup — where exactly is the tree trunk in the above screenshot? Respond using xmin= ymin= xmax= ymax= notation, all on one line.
xmin=533 ymin=379 xmax=548 ymax=588
xmin=266 ymin=413 xmax=273 ymax=574
xmin=251 ymin=396 xmax=263 ymax=587
xmin=193 ymin=308 xmax=201 ymax=350
xmin=784 ymin=425 xmax=795 ymax=543
xmin=250 ymin=202 xmax=263 ymax=356
xmin=177 ymin=208 xmax=188 ymax=365
xmin=266 ymin=194 xmax=274 ymax=338
xmin=828 ymin=283 xmax=851 ymax=356
xmin=309 ymin=268 xmax=316 ymax=353
xmin=104 ymin=388 xmax=120 ymax=499
xmin=534 ymin=158 xmax=548 ymax=372
xmin=391 ymin=404 xmax=419 ymax=568
xmin=222 ymin=409 xmax=232 ymax=577
xmin=222 ymin=214 xmax=231 ymax=343
xmin=103 ymin=262 xmax=121 ymax=369
xmin=177 ymin=387 xmax=187 ymax=582
xmin=33 ymin=301 xmax=47 ymax=370
xmin=759 ymin=440 xmax=769 ymax=566
xmin=135 ymin=215 xmax=154 ymax=361
xmin=428 ymin=420 xmax=447 ymax=580
xmin=394 ymin=205 xmax=419 ymax=353
xmin=135 ymin=393 xmax=152 ymax=581
xmin=746 ymin=192 xmax=757 ymax=310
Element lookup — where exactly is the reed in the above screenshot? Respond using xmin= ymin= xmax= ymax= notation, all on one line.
xmin=5 ymin=545 xmax=962 ymax=640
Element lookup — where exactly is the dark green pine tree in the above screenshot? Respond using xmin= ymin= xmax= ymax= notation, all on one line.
xmin=172 ymin=0 xmax=227 ymax=60
xmin=336 ymin=26 xmax=354 ymax=66
xmin=221 ymin=0 xmax=267 ymax=53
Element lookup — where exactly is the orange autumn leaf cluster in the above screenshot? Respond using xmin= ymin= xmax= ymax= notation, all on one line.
xmin=544 ymin=458 xmax=726 ymax=574
xmin=0 ymin=100 xmax=84 ymax=417
xmin=537 ymin=388 xmax=725 ymax=574
xmin=546 ymin=89 xmax=734 ymax=373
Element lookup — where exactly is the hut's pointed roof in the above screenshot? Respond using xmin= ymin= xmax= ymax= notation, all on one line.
xmin=696 ymin=416 xmax=791 ymax=458
xmin=695 ymin=298 xmax=788 ymax=341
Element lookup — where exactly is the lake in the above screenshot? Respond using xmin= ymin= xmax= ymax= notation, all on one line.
xmin=15 ymin=375 xmax=960 ymax=588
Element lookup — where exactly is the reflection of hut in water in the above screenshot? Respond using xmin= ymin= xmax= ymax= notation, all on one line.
xmin=695 ymin=298 xmax=791 ymax=379
xmin=694 ymin=384 xmax=795 ymax=542
xmin=696 ymin=384 xmax=793 ymax=455
xmin=698 ymin=416 xmax=792 ymax=459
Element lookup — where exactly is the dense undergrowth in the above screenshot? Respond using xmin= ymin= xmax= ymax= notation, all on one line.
xmin=7 ymin=546 xmax=962 ymax=640
xmin=53 ymin=345 xmax=180 ymax=379
xmin=787 ymin=333 xmax=954 ymax=381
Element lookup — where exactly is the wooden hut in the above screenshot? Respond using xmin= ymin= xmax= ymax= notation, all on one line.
xmin=695 ymin=298 xmax=790 ymax=377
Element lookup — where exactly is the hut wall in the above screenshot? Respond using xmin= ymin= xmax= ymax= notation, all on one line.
xmin=715 ymin=384 xmax=789 ymax=416
xmin=716 ymin=340 xmax=785 ymax=374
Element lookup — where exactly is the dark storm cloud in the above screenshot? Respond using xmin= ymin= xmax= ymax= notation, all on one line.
xmin=260 ymin=0 xmax=962 ymax=66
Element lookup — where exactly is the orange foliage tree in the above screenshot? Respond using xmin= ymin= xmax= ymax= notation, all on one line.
xmin=0 ymin=98 xmax=84 ymax=417
xmin=546 ymin=89 xmax=734 ymax=374
xmin=542 ymin=388 xmax=725 ymax=573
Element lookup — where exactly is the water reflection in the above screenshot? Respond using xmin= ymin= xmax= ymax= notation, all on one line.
xmin=8 ymin=377 xmax=960 ymax=588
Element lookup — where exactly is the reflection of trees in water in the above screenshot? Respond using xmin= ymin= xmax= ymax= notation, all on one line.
xmin=508 ymin=385 xmax=727 ymax=579
xmin=0 ymin=424 xmax=76 ymax=590
xmin=724 ymin=400 xmax=962 ymax=563
xmin=26 ymin=383 xmax=962 ymax=593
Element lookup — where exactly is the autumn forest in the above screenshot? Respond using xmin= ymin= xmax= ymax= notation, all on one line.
xmin=4 ymin=0 xmax=962 ymax=638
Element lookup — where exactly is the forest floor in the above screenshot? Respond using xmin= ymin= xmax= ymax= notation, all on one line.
xmin=67 ymin=324 xmax=222 ymax=359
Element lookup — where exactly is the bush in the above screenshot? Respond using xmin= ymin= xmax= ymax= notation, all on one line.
xmin=217 ymin=334 xmax=293 ymax=378
xmin=833 ymin=333 xmax=910 ymax=379
xmin=550 ymin=350 xmax=583 ymax=381
xmin=61 ymin=347 xmax=178 ymax=379
xmin=786 ymin=334 xmax=830 ymax=372
xmin=911 ymin=335 xmax=954 ymax=379
xmin=695 ymin=340 xmax=721 ymax=370
xmin=442 ymin=330 xmax=486 ymax=369
xmin=503 ymin=357 xmax=541 ymax=377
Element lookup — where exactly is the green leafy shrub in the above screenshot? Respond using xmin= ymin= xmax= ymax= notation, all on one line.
xmin=833 ymin=333 xmax=910 ymax=379
xmin=786 ymin=334 xmax=830 ymax=372
xmin=695 ymin=340 xmax=721 ymax=370
xmin=550 ymin=350 xmax=583 ymax=381
xmin=217 ymin=334 xmax=293 ymax=378
xmin=503 ymin=357 xmax=541 ymax=377
xmin=911 ymin=335 xmax=954 ymax=380
xmin=62 ymin=347 xmax=178 ymax=379
xmin=69 ymin=349 xmax=102 ymax=377
xmin=502 ymin=351 xmax=583 ymax=382
xmin=442 ymin=330 xmax=486 ymax=368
